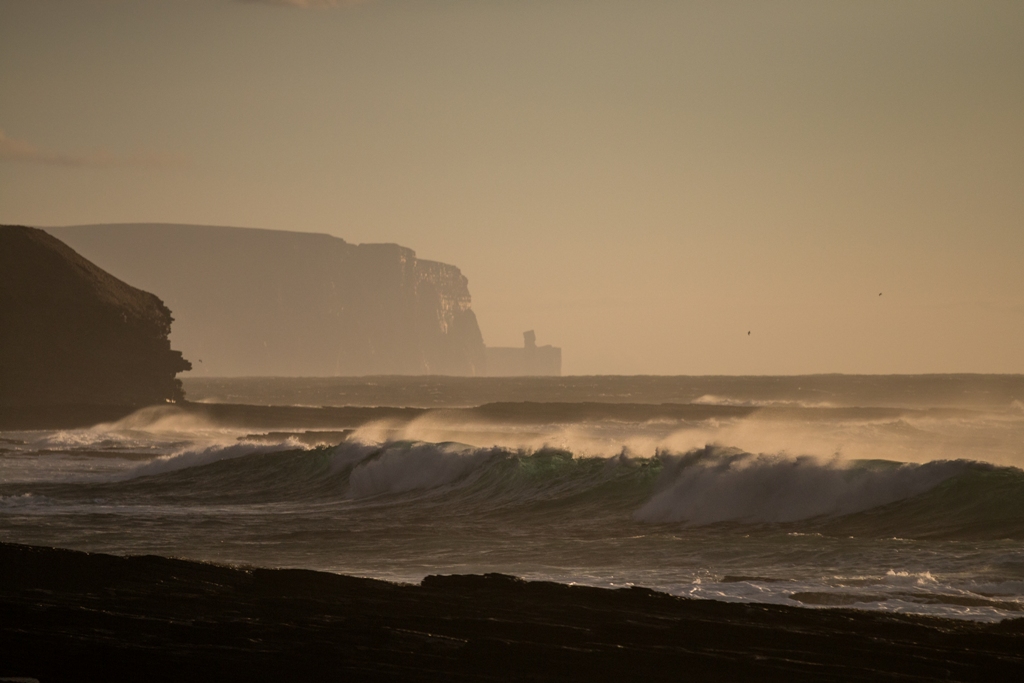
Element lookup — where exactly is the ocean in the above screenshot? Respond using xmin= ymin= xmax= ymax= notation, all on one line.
xmin=3 ymin=375 xmax=1023 ymax=622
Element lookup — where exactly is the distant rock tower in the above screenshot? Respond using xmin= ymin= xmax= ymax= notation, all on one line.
xmin=484 ymin=330 xmax=561 ymax=376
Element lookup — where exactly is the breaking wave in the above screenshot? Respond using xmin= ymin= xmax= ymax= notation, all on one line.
xmin=95 ymin=440 xmax=1024 ymax=539
xmin=128 ymin=440 xmax=313 ymax=478
xmin=634 ymin=449 xmax=967 ymax=524
xmin=692 ymin=394 xmax=835 ymax=408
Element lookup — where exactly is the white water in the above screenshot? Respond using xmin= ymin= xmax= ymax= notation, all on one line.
xmin=4 ymin=376 xmax=1024 ymax=622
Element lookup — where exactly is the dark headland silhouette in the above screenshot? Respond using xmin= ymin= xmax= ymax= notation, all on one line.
xmin=4 ymin=225 xmax=1023 ymax=682
xmin=50 ymin=223 xmax=560 ymax=377
xmin=0 ymin=226 xmax=191 ymax=418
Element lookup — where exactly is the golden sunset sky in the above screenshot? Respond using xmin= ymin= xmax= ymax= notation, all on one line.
xmin=2 ymin=0 xmax=1022 ymax=374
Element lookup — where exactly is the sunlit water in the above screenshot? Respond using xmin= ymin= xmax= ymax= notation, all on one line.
xmin=3 ymin=376 xmax=1024 ymax=621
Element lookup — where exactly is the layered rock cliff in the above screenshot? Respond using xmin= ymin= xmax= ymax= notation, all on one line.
xmin=49 ymin=224 xmax=486 ymax=376
xmin=0 ymin=226 xmax=191 ymax=406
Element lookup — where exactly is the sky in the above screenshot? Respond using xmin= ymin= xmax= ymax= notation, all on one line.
xmin=1 ymin=0 xmax=1022 ymax=375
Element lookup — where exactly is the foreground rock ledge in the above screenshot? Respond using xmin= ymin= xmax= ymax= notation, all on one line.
xmin=1 ymin=543 xmax=1021 ymax=682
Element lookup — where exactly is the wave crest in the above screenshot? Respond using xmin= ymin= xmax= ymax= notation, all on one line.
xmin=76 ymin=437 xmax=1021 ymax=539
xmin=128 ymin=440 xmax=310 ymax=478
xmin=635 ymin=447 xmax=967 ymax=524
xmin=346 ymin=442 xmax=506 ymax=498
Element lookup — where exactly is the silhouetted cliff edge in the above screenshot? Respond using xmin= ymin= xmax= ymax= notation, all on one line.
xmin=0 ymin=225 xmax=191 ymax=408
xmin=50 ymin=224 xmax=486 ymax=376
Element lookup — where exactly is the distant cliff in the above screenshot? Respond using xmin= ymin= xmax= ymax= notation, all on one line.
xmin=49 ymin=224 xmax=486 ymax=377
xmin=0 ymin=226 xmax=192 ymax=406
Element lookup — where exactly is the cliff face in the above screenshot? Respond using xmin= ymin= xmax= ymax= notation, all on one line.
xmin=0 ymin=226 xmax=191 ymax=406
xmin=48 ymin=224 xmax=485 ymax=377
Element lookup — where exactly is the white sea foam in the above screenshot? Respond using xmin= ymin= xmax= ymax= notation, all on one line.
xmin=341 ymin=402 xmax=1024 ymax=470
xmin=349 ymin=413 xmax=676 ymax=461
xmin=692 ymin=394 xmax=835 ymax=408
xmin=652 ymin=411 xmax=1024 ymax=468
xmin=6 ymin=379 xmax=1024 ymax=623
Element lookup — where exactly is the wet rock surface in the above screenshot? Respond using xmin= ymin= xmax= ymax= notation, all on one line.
xmin=2 ymin=543 xmax=1022 ymax=682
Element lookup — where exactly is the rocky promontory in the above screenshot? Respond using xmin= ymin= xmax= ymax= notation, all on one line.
xmin=50 ymin=224 xmax=486 ymax=376
xmin=0 ymin=225 xmax=191 ymax=410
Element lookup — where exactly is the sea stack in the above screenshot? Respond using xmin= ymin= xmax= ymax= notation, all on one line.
xmin=0 ymin=225 xmax=191 ymax=407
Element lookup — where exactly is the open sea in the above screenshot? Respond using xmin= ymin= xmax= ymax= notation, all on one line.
xmin=3 ymin=375 xmax=1023 ymax=622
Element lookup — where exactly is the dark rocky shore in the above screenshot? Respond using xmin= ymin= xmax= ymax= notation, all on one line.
xmin=2 ymin=543 xmax=1021 ymax=682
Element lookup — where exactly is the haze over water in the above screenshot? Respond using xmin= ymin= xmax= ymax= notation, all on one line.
xmin=3 ymin=375 xmax=1023 ymax=621
xmin=3 ymin=0 xmax=1024 ymax=639
xmin=3 ymin=0 xmax=1023 ymax=375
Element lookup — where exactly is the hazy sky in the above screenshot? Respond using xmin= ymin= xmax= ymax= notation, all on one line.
xmin=2 ymin=0 xmax=1022 ymax=374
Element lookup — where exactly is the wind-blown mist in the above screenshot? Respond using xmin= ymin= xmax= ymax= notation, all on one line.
xmin=3 ymin=376 xmax=1023 ymax=621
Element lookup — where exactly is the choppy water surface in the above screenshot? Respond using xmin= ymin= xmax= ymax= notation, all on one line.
xmin=3 ymin=375 xmax=1024 ymax=621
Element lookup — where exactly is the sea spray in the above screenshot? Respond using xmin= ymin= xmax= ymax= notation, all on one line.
xmin=128 ymin=440 xmax=313 ymax=479
xmin=4 ymin=375 xmax=1024 ymax=621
